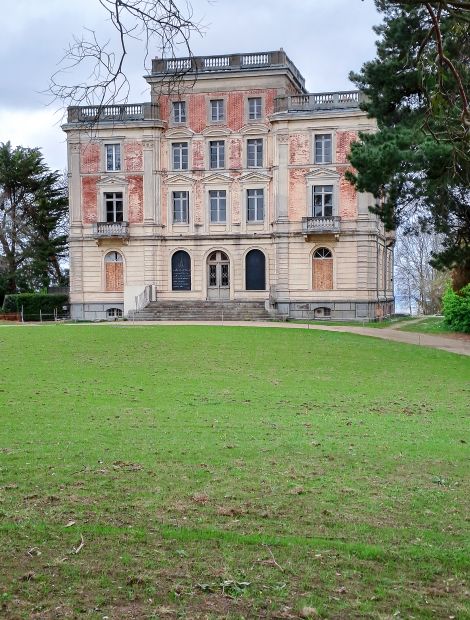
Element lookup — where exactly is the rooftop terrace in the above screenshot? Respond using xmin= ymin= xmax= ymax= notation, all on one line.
xmin=151 ymin=50 xmax=306 ymax=92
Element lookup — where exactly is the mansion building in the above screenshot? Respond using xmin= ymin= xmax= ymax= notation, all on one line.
xmin=63 ymin=50 xmax=394 ymax=321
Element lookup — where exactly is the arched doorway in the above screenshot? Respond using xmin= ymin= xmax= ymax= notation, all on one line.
xmin=105 ymin=251 xmax=124 ymax=292
xmin=312 ymin=247 xmax=333 ymax=290
xmin=207 ymin=251 xmax=230 ymax=300
xmin=245 ymin=249 xmax=266 ymax=290
xmin=172 ymin=251 xmax=191 ymax=291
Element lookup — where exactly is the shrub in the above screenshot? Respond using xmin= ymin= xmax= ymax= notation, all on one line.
xmin=442 ymin=284 xmax=470 ymax=333
xmin=2 ymin=293 xmax=69 ymax=319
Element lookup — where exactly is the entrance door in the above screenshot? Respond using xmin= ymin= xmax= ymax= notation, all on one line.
xmin=207 ymin=251 xmax=230 ymax=300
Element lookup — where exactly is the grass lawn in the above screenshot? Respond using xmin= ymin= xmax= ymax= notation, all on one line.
xmin=398 ymin=316 xmax=466 ymax=337
xmin=0 ymin=325 xmax=469 ymax=619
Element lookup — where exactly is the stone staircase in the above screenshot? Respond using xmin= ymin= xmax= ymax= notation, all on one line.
xmin=129 ymin=300 xmax=273 ymax=321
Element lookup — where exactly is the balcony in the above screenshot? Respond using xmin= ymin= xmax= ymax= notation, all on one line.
xmin=67 ymin=103 xmax=160 ymax=124
xmin=93 ymin=222 xmax=129 ymax=239
xmin=302 ymin=216 xmax=340 ymax=235
xmin=274 ymin=91 xmax=365 ymax=113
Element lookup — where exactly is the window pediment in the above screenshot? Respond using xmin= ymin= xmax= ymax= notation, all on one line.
xmin=202 ymin=126 xmax=231 ymax=137
xmin=166 ymin=172 xmax=192 ymax=184
xmin=203 ymin=172 xmax=232 ymax=184
xmin=305 ymin=167 xmax=340 ymax=182
xmin=240 ymin=124 xmax=269 ymax=135
xmin=97 ymin=175 xmax=128 ymax=187
xmin=165 ymin=127 xmax=194 ymax=139
xmin=239 ymin=171 xmax=272 ymax=183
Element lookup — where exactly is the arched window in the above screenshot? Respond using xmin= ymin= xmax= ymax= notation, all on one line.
xmin=172 ymin=250 xmax=191 ymax=291
xmin=245 ymin=249 xmax=266 ymax=291
xmin=105 ymin=251 xmax=124 ymax=292
xmin=106 ymin=307 xmax=123 ymax=318
xmin=312 ymin=247 xmax=333 ymax=290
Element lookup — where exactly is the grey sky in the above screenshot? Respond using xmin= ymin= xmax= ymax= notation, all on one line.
xmin=0 ymin=0 xmax=381 ymax=171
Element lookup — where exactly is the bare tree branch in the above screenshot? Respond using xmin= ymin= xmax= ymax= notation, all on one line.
xmin=49 ymin=0 xmax=203 ymax=110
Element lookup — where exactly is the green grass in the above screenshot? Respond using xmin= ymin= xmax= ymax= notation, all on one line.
xmin=287 ymin=316 xmax=415 ymax=329
xmin=398 ymin=316 xmax=466 ymax=336
xmin=0 ymin=325 xmax=469 ymax=619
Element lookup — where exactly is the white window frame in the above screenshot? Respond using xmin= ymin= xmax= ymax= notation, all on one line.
xmin=209 ymin=189 xmax=227 ymax=224
xmin=314 ymin=133 xmax=333 ymax=164
xmin=172 ymin=101 xmax=187 ymax=124
xmin=105 ymin=143 xmax=121 ymax=171
xmin=209 ymin=140 xmax=225 ymax=169
xmin=247 ymin=138 xmax=263 ymax=168
xmin=210 ymin=99 xmax=225 ymax=123
xmin=312 ymin=185 xmax=334 ymax=217
xmin=247 ymin=97 xmax=263 ymax=121
xmin=172 ymin=190 xmax=189 ymax=224
xmin=246 ymin=188 xmax=265 ymax=222
xmin=171 ymin=142 xmax=189 ymax=171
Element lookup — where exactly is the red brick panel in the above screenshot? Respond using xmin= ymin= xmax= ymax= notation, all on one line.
xmin=288 ymin=168 xmax=309 ymax=220
xmin=228 ymin=138 xmax=242 ymax=169
xmin=82 ymin=176 xmax=98 ymax=223
xmin=128 ymin=175 xmax=144 ymax=223
xmin=339 ymin=171 xmax=357 ymax=219
xmin=336 ymin=131 xmax=358 ymax=164
xmin=192 ymin=139 xmax=204 ymax=170
xmin=124 ymin=141 xmax=143 ymax=172
xmin=289 ymin=133 xmax=310 ymax=165
xmin=80 ymin=143 xmax=100 ymax=173
xmin=313 ymin=258 xmax=333 ymax=290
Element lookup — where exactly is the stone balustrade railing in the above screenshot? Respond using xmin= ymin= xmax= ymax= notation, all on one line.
xmin=67 ymin=103 xmax=159 ymax=123
xmin=92 ymin=222 xmax=129 ymax=238
xmin=302 ymin=216 xmax=341 ymax=234
xmin=275 ymin=91 xmax=364 ymax=113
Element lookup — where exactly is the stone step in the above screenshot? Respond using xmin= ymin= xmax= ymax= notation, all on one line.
xmin=129 ymin=300 xmax=272 ymax=321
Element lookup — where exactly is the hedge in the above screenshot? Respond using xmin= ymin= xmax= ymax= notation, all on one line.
xmin=2 ymin=293 xmax=69 ymax=317
xmin=442 ymin=284 xmax=470 ymax=333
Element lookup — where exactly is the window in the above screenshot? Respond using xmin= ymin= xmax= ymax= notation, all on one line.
xmin=245 ymin=249 xmax=266 ymax=290
xmin=172 ymin=250 xmax=191 ymax=291
xmin=248 ymin=97 xmax=262 ymax=120
xmin=247 ymin=139 xmax=263 ymax=168
xmin=106 ymin=307 xmax=123 ymax=318
xmin=172 ymin=101 xmax=186 ymax=123
xmin=105 ymin=192 xmax=123 ymax=222
xmin=105 ymin=252 xmax=124 ymax=292
xmin=209 ymin=140 xmax=225 ymax=169
xmin=247 ymin=189 xmax=264 ymax=222
xmin=172 ymin=142 xmax=189 ymax=170
xmin=315 ymin=134 xmax=332 ymax=164
xmin=209 ymin=190 xmax=226 ymax=223
xmin=313 ymin=247 xmax=333 ymax=290
xmin=210 ymin=99 xmax=224 ymax=122
xmin=314 ymin=307 xmax=331 ymax=318
xmin=105 ymin=144 xmax=121 ymax=171
xmin=313 ymin=185 xmax=333 ymax=217
xmin=172 ymin=191 xmax=189 ymax=223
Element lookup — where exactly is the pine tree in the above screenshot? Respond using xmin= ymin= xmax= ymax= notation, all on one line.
xmin=0 ymin=142 xmax=68 ymax=296
xmin=347 ymin=1 xmax=470 ymax=287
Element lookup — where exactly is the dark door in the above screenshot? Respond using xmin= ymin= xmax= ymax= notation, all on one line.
xmin=245 ymin=249 xmax=266 ymax=291
xmin=172 ymin=251 xmax=191 ymax=291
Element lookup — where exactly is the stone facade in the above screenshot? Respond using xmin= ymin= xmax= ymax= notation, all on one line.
xmin=63 ymin=50 xmax=394 ymax=321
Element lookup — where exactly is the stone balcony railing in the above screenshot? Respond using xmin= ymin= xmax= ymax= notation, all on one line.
xmin=151 ymin=50 xmax=306 ymax=90
xmin=302 ymin=216 xmax=341 ymax=234
xmin=67 ymin=103 xmax=160 ymax=123
xmin=274 ymin=91 xmax=365 ymax=113
xmin=92 ymin=222 xmax=129 ymax=238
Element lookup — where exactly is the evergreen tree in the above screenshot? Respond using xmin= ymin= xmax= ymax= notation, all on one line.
xmin=0 ymin=142 xmax=68 ymax=295
xmin=347 ymin=1 xmax=470 ymax=287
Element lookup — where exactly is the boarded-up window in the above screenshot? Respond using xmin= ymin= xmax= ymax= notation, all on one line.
xmin=313 ymin=247 xmax=333 ymax=290
xmin=105 ymin=251 xmax=124 ymax=292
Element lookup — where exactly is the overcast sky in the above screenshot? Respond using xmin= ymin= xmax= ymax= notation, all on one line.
xmin=0 ymin=0 xmax=381 ymax=171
